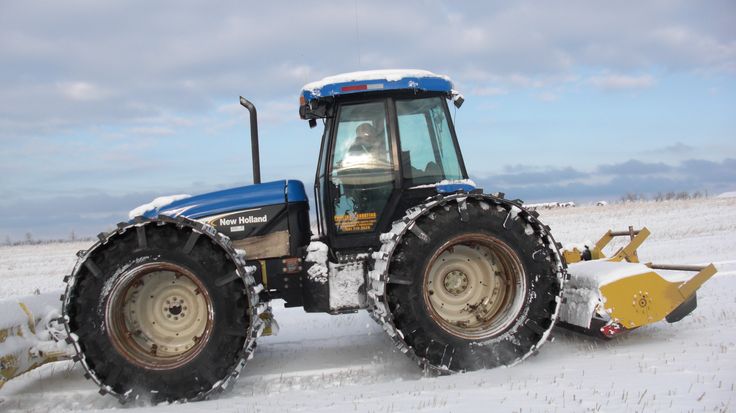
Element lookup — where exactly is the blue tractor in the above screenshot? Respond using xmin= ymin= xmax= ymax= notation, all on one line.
xmin=62 ymin=70 xmax=565 ymax=403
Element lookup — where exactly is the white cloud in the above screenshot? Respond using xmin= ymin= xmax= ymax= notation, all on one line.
xmin=651 ymin=26 xmax=736 ymax=72
xmin=128 ymin=126 xmax=175 ymax=136
xmin=536 ymin=91 xmax=559 ymax=102
xmin=587 ymin=74 xmax=656 ymax=90
xmin=470 ymin=86 xmax=507 ymax=96
xmin=1 ymin=1 xmax=733 ymax=139
xmin=216 ymin=102 xmax=242 ymax=116
xmin=283 ymin=64 xmax=315 ymax=84
xmin=56 ymin=81 xmax=109 ymax=101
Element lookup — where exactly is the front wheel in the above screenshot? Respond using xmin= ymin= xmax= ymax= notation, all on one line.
xmin=374 ymin=195 xmax=564 ymax=372
xmin=105 ymin=259 xmax=216 ymax=371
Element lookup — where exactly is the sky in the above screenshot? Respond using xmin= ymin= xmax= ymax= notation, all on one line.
xmin=1 ymin=1 xmax=735 ymax=240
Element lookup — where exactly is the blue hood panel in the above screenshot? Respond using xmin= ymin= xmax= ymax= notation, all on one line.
xmin=143 ymin=180 xmax=308 ymax=220
xmin=436 ymin=183 xmax=476 ymax=194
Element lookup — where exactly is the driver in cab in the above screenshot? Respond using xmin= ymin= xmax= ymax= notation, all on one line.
xmin=348 ymin=123 xmax=386 ymax=158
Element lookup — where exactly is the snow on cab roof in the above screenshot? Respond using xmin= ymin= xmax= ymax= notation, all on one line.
xmin=301 ymin=69 xmax=454 ymax=102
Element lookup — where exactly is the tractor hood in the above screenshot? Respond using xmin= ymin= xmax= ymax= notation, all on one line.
xmin=132 ymin=180 xmax=308 ymax=221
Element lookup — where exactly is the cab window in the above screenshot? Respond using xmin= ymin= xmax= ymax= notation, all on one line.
xmin=396 ymin=97 xmax=463 ymax=185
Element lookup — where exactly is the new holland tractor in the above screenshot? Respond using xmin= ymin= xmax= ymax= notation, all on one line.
xmin=52 ymin=70 xmax=716 ymax=403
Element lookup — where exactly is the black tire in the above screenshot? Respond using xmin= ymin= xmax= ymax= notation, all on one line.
xmin=384 ymin=197 xmax=562 ymax=371
xmin=63 ymin=217 xmax=256 ymax=403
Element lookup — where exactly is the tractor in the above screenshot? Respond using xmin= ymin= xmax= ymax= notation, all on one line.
xmin=58 ymin=69 xmax=715 ymax=403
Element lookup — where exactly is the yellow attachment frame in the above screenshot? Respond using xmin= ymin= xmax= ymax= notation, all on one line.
xmin=564 ymin=226 xmax=718 ymax=330
xmin=563 ymin=226 xmax=648 ymax=264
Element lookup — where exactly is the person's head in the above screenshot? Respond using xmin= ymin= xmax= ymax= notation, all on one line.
xmin=355 ymin=123 xmax=376 ymax=143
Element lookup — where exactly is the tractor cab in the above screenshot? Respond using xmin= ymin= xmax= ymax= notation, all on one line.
xmin=300 ymin=70 xmax=472 ymax=252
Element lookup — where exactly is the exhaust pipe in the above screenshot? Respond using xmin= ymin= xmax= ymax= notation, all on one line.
xmin=239 ymin=96 xmax=261 ymax=185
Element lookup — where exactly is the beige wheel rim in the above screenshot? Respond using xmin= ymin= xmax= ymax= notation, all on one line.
xmin=106 ymin=262 xmax=214 ymax=370
xmin=423 ymin=234 xmax=527 ymax=340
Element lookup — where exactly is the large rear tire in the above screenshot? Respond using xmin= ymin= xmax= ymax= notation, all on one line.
xmin=63 ymin=217 xmax=259 ymax=403
xmin=369 ymin=194 xmax=564 ymax=372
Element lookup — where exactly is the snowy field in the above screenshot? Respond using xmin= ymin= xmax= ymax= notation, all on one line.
xmin=1 ymin=197 xmax=735 ymax=412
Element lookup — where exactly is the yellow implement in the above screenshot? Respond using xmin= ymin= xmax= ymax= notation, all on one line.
xmin=0 ymin=295 xmax=73 ymax=389
xmin=561 ymin=227 xmax=718 ymax=337
xmin=597 ymin=261 xmax=717 ymax=330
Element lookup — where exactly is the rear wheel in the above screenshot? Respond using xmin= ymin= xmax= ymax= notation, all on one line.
xmin=379 ymin=196 xmax=563 ymax=371
xmin=422 ymin=234 xmax=526 ymax=341
xmin=63 ymin=217 xmax=257 ymax=403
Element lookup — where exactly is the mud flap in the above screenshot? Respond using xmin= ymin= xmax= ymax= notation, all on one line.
xmin=666 ymin=293 xmax=697 ymax=323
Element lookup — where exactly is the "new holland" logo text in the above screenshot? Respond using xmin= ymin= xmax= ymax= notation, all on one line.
xmin=219 ymin=215 xmax=268 ymax=226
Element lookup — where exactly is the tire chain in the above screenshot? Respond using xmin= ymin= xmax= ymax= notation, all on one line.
xmin=60 ymin=215 xmax=268 ymax=403
xmin=367 ymin=191 xmax=567 ymax=373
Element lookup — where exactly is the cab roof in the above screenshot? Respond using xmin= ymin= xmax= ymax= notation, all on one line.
xmin=300 ymin=69 xmax=454 ymax=103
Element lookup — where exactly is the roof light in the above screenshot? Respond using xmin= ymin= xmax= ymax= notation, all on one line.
xmin=341 ymin=84 xmax=368 ymax=92
xmin=340 ymin=83 xmax=385 ymax=92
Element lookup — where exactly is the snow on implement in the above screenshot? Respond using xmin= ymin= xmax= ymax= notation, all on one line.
xmin=559 ymin=227 xmax=718 ymax=338
xmin=0 ymin=70 xmax=718 ymax=403
xmin=0 ymin=293 xmax=74 ymax=389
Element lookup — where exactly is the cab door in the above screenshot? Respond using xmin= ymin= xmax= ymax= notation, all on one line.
xmin=320 ymin=98 xmax=402 ymax=250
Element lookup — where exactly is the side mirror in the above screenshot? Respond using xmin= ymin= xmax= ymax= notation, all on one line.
xmin=451 ymin=90 xmax=464 ymax=108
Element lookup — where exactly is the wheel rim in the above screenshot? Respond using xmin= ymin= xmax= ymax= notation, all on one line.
xmin=106 ymin=262 xmax=214 ymax=370
xmin=423 ymin=234 xmax=527 ymax=340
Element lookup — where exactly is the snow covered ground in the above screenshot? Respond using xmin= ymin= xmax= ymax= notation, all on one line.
xmin=1 ymin=197 xmax=735 ymax=412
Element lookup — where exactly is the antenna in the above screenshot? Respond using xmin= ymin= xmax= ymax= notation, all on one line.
xmin=354 ymin=0 xmax=361 ymax=67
